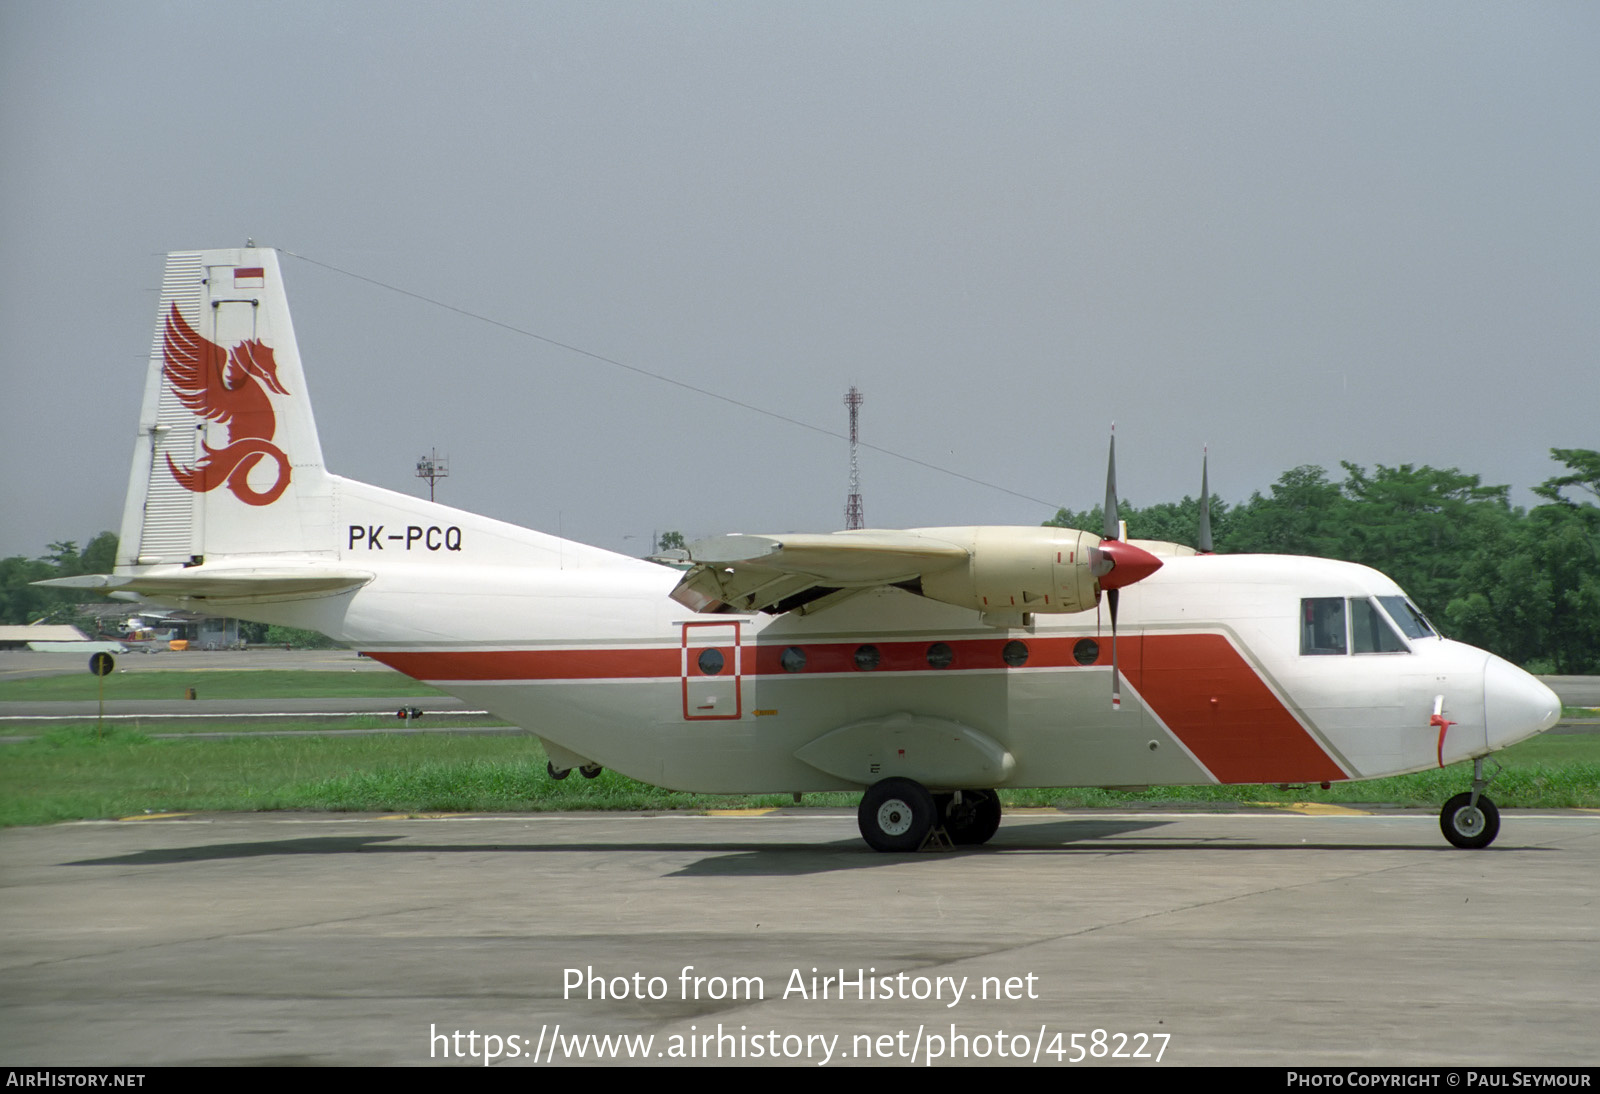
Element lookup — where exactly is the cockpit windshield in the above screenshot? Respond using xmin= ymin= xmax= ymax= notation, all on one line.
xmin=1301 ymin=597 xmax=1348 ymax=655
xmin=1351 ymin=598 xmax=1408 ymax=653
xmin=1378 ymin=595 xmax=1436 ymax=640
xmin=1301 ymin=596 xmax=1415 ymax=655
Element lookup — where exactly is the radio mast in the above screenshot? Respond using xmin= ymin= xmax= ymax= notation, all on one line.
xmin=844 ymin=386 xmax=864 ymax=530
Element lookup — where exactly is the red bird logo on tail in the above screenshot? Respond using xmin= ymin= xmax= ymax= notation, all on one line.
xmin=161 ymin=304 xmax=292 ymax=506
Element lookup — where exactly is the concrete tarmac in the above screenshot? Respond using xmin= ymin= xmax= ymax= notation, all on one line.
xmin=3 ymin=809 xmax=1596 ymax=1067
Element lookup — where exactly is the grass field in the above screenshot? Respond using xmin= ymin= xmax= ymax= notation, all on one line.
xmin=0 ymin=670 xmax=441 ymax=703
xmin=0 ymin=715 xmax=512 ymax=737
xmin=2 ymin=721 xmax=1595 ymax=828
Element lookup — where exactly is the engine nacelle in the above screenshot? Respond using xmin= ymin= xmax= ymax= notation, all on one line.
xmin=916 ymin=526 xmax=1103 ymax=615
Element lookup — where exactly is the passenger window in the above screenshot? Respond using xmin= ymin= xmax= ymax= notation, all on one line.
xmin=1301 ymin=597 xmax=1347 ymax=655
xmin=1350 ymin=598 xmax=1408 ymax=653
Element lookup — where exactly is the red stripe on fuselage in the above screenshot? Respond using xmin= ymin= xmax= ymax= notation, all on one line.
xmin=368 ymin=648 xmax=678 ymax=680
xmin=1126 ymin=635 xmax=1346 ymax=784
xmin=366 ymin=631 xmax=1344 ymax=784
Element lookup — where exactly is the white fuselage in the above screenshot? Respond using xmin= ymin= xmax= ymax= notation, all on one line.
xmin=241 ymin=475 xmax=1558 ymax=796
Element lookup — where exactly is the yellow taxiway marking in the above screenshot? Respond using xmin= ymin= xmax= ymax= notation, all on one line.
xmin=117 ymin=812 xmax=195 ymax=821
xmin=1249 ymin=802 xmax=1373 ymax=816
xmin=705 ymin=808 xmax=778 ymax=817
xmin=375 ymin=813 xmax=479 ymax=820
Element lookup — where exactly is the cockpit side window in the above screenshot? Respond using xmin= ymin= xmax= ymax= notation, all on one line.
xmin=1378 ymin=595 xmax=1436 ymax=640
xmin=1301 ymin=597 xmax=1347 ymax=655
xmin=1351 ymin=597 xmax=1409 ymax=653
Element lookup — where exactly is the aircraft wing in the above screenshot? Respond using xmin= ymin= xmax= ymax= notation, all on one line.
xmin=670 ymin=531 xmax=968 ymax=615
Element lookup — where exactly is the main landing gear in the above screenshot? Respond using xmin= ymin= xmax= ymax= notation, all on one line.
xmin=1439 ymin=756 xmax=1501 ymax=850
xmin=546 ymin=761 xmax=604 ymax=781
xmin=857 ymin=778 xmax=1002 ymax=852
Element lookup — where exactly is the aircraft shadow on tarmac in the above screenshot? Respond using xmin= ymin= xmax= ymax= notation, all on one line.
xmin=663 ymin=820 xmax=1563 ymax=876
xmin=60 ymin=821 xmax=1167 ymax=873
xmin=59 ymin=819 xmax=1552 ymax=876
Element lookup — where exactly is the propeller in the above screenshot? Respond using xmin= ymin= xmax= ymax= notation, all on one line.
xmin=1090 ymin=427 xmax=1162 ymax=710
xmin=1103 ymin=427 xmax=1120 ymax=544
xmin=1101 ymin=430 xmax=1123 ymax=709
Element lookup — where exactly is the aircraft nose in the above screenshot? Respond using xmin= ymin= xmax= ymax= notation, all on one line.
xmin=1483 ymin=656 xmax=1561 ymax=749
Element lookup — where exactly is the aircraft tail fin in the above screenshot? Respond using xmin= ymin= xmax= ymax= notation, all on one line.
xmin=117 ymin=248 xmax=335 ymax=569
xmin=70 ymin=247 xmax=646 ymax=611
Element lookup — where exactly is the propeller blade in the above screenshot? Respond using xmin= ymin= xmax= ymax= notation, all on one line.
xmin=1198 ymin=447 xmax=1214 ymax=555
xmin=1109 ymin=586 xmax=1121 ymax=710
xmin=1103 ymin=427 xmax=1119 ymax=542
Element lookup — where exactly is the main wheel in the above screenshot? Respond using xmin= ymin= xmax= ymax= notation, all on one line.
xmin=1440 ymin=792 xmax=1500 ymax=849
xmin=858 ymin=778 xmax=936 ymax=852
xmin=944 ymin=789 xmax=1003 ymax=846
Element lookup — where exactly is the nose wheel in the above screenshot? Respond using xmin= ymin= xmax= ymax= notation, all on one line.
xmin=1440 ymin=793 xmax=1500 ymax=848
xmin=1439 ymin=757 xmax=1501 ymax=849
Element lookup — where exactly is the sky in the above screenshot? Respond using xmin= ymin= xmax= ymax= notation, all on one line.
xmin=2 ymin=1 xmax=1596 ymax=561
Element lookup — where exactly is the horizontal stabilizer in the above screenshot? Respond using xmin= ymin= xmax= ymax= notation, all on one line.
xmin=36 ymin=564 xmax=372 ymax=602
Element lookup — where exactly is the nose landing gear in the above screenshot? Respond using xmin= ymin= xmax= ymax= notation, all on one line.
xmin=1440 ymin=756 xmax=1501 ymax=849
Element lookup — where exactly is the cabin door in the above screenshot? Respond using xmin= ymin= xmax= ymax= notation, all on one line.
xmin=680 ymin=620 xmax=743 ymax=720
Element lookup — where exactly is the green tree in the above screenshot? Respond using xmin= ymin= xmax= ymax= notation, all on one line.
xmin=1337 ymin=462 xmax=1512 ymax=622
xmin=42 ymin=541 xmax=82 ymax=576
xmin=1440 ymin=451 xmax=1600 ymax=671
xmin=1445 ymin=508 xmax=1549 ymax=667
xmin=1222 ymin=465 xmax=1348 ymax=557
xmin=1521 ymin=449 xmax=1600 ymax=672
xmin=81 ymin=532 xmax=118 ymax=574
xmin=1045 ymin=494 xmax=1228 ymax=550
xmin=1533 ymin=447 xmax=1600 ymax=506
xmin=0 ymin=555 xmax=55 ymax=625
xmin=265 ymin=625 xmax=343 ymax=650
xmin=0 ymin=532 xmax=120 ymax=626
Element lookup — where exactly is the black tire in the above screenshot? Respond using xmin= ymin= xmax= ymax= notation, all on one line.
xmin=1440 ymin=792 xmax=1500 ymax=849
xmin=858 ymin=778 xmax=936 ymax=852
xmin=547 ymin=761 xmax=570 ymax=781
xmin=944 ymin=790 xmax=1003 ymax=846
xmin=579 ymin=764 xmax=603 ymax=780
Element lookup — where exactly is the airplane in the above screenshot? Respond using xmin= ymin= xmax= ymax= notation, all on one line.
xmin=43 ymin=246 xmax=1562 ymax=852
